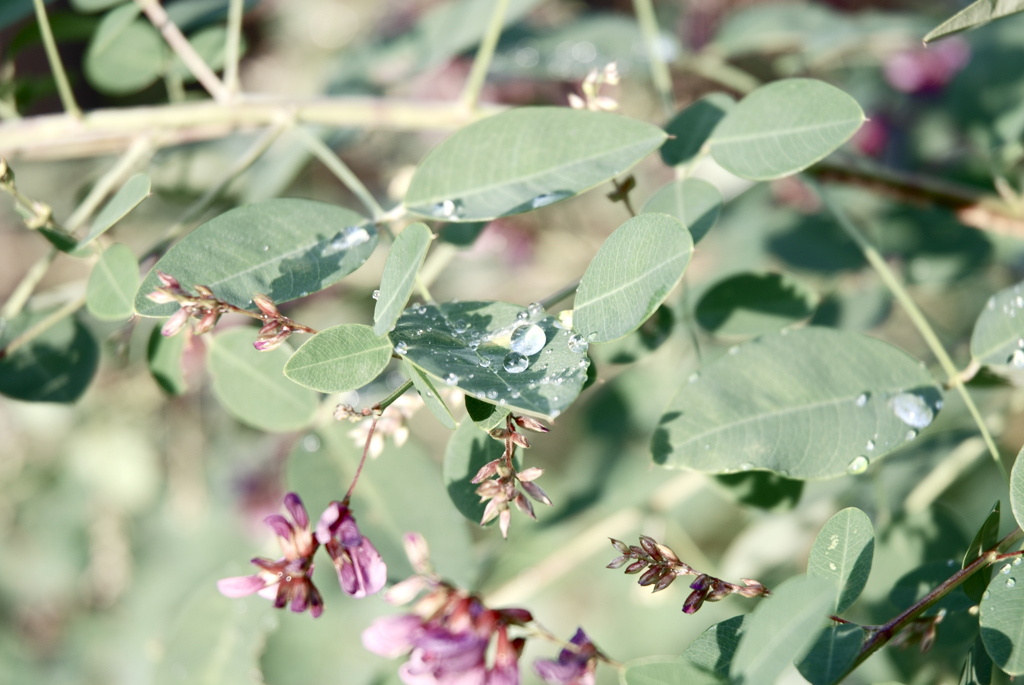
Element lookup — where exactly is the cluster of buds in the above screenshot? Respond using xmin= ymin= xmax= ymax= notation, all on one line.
xmin=335 ymin=392 xmax=423 ymax=459
xmin=472 ymin=414 xmax=552 ymax=538
xmin=568 ymin=62 xmax=620 ymax=112
xmin=608 ymin=535 xmax=769 ymax=614
xmin=217 ymin=492 xmax=385 ymax=617
xmin=251 ymin=292 xmax=316 ymax=351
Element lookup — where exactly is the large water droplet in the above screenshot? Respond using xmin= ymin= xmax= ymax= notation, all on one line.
xmin=846 ymin=456 xmax=869 ymax=474
xmin=854 ymin=393 xmax=868 ymax=407
xmin=889 ymin=392 xmax=934 ymax=429
xmin=504 ymin=352 xmax=528 ymax=373
xmin=429 ymin=199 xmax=465 ymax=219
xmin=302 ymin=434 xmax=321 ymax=452
xmin=445 ymin=373 xmax=459 ymax=386
xmin=321 ymin=225 xmax=371 ymax=257
xmin=372 ymin=289 xmax=381 ymax=300
xmin=510 ymin=324 xmax=546 ymax=356
xmin=567 ymin=333 xmax=589 ymax=355
xmin=394 ymin=342 xmax=408 ymax=355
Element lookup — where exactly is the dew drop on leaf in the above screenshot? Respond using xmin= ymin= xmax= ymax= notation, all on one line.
xmin=530 ymin=191 xmax=570 ymax=209
xmin=510 ymin=324 xmax=546 ymax=356
xmin=321 ymin=225 xmax=370 ymax=257
xmin=453 ymin=319 xmax=469 ymax=333
xmin=527 ymin=302 xmax=544 ymax=318
xmin=889 ymin=392 xmax=934 ymax=429
xmin=262 ymin=245 xmax=269 ymax=252
xmin=854 ymin=393 xmax=868 ymax=407
xmin=394 ymin=342 xmax=408 ymax=355
xmin=372 ymin=289 xmax=381 ymax=300
xmin=479 ymin=359 xmax=491 ymax=368
xmin=1001 ymin=564 xmax=1012 ymax=575
xmin=1010 ymin=349 xmax=1024 ymax=368
xmin=503 ymin=352 xmax=529 ymax=373
xmin=688 ymin=372 xmax=699 ymax=383
xmin=567 ymin=333 xmax=589 ymax=355
xmin=865 ymin=439 xmax=875 ymax=451
xmin=1008 ymin=578 xmax=1017 ymax=588
xmin=846 ymin=456 xmax=869 ymax=475
xmin=1015 ymin=557 xmax=1023 ymax=566
xmin=445 ymin=373 xmax=459 ymax=386
xmin=728 ymin=345 xmax=739 ymax=355
xmin=302 ymin=434 xmax=321 ymax=452
xmin=739 ymin=462 xmax=754 ymax=471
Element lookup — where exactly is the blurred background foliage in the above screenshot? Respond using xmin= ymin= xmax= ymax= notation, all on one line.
xmin=2 ymin=0 xmax=1024 ymax=683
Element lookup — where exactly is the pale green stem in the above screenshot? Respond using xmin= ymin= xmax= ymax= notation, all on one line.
xmin=164 ymin=71 xmax=186 ymax=103
xmin=632 ymin=0 xmax=674 ymax=117
xmin=223 ymin=0 xmax=245 ymax=94
xmin=417 ymin=242 xmax=457 ymax=291
xmin=134 ymin=0 xmax=231 ymax=103
xmin=289 ymin=125 xmax=385 ymax=220
xmin=1 ymin=294 xmax=86 ymax=357
xmin=33 ymin=0 xmax=81 ymax=118
xmin=814 ymin=182 xmax=1007 ymax=482
xmin=459 ymin=0 xmax=510 ymax=110
xmin=1 ymin=249 xmax=57 ymax=320
xmin=66 ymin=136 xmax=153 ymax=233
xmin=681 ymin=53 xmax=760 ymax=94
xmin=414 ymin=275 xmax=434 ymax=304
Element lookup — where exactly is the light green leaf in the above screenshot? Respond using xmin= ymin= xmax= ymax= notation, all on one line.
xmin=730 ymin=575 xmax=837 ymax=685
xmin=795 ymin=624 xmax=863 ymax=685
xmin=980 ymin=556 xmax=1024 ymax=674
xmin=925 ymin=0 xmax=1024 ymax=42
xmin=574 ymin=213 xmax=693 ymax=344
xmin=623 ymin=657 xmax=726 ymax=685
xmin=404 ymin=107 xmax=667 ymax=222
xmin=443 ymin=420 xmax=503 ymax=523
xmin=807 ymin=507 xmax=874 ymax=613
xmin=390 ymin=301 xmax=589 ymax=420
xmin=283 ymin=324 xmax=392 ymax=394
xmin=147 ymin=325 xmax=187 ymax=395
xmin=641 ymin=178 xmax=722 ymax=244
xmin=208 ymin=328 xmax=318 ymax=432
xmin=653 ymin=327 xmax=941 ymax=479
xmin=964 ymin=502 xmax=1002 ymax=603
xmin=695 ymin=272 xmax=818 ymax=337
xmin=0 ymin=309 xmax=99 ymax=403
xmin=404 ymin=360 xmax=456 ymax=430
xmin=1010 ymin=445 xmax=1024 ymax=532
xmin=592 ymin=304 xmax=674 ymax=366
xmin=71 ymin=0 xmax=127 ymax=12
xmin=86 ymin=243 xmax=140 ymax=321
xmin=170 ymin=26 xmax=236 ymax=81
xmin=661 ymin=93 xmax=735 ymax=167
xmin=79 ymin=173 xmax=151 ymax=247
xmin=683 ymin=615 xmax=746 ymax=677
xmin=84 ymin=4 xmax=168 ymax=95
xmin=970 ymin=280 xmax=1024 ymax=367
xmin=374 ymin=222 xmax=432 ymax=336
xmin=709 ymin=78 xmax=865 ymax=181
xmin=136 ymin=199 xmax=375 ymax=316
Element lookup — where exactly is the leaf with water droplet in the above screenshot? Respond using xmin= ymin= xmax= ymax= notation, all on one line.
xmin=653 ymin=328 xmax=940 ymax=479
xmin=136 ymin=199 xmax=376 ymax=317
xmin=971 ymin=279 xmax=1024 ymax=367
xmin=283 ymin=324 xmax=392 ymax=393
xmin=404 ymin=360 xmax=456 ymax=430
xmin=374 ymin=222 xmax=432 ymax=336
xmin=807 ymin=507 xmax=874 ymax=613
xmin=389 ymin=301 xmax=589 ymax=419
xmin=404 ymin=107 xmax=667 ymax=222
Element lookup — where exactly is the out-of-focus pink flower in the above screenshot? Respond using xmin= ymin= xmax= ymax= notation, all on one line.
xmin=852 ymin=116 xmax=889 ymax=158
xmin=316 ymin=501 xmax=387 ymax=598
xmin=884 ymin=38 xmax=970 ymax=94
xmin=534 ymin=628 xmax=599 ymax=685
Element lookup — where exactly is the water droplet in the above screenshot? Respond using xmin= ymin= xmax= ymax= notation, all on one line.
xmin=739 ymin=462 xmax=754 ymax=471
xmin=429 ymin=199 xmax=465 ymax=219
xmin=1008 ymin=578 xmax=1017 ymax=588
xmin=445 ymin=373 xmax=458 ymax=386
xmin=425 ymin=391 xmax=434 ymax=398
xmin=394 ymin=342 xmax=408 ymax=355
xmin=302 ymin=434 xmax=321 ymax=452
xmin=468 ymin=340 xmax=480 ymax=350
xmin=510 ymin=324 xmax=546 ymax=356
xmin=578 ymin=359 xmax=588 ymax=368
xmin=262 ymin=245 xmax=269 ymax=252
xmin=728 ymin=345 xmax=739 ymax=355
xmin=503 ymin=352 xmax=529 ymax=373
xmin=372 ymin=289 xmax=381 ymax=300
xmin=510 ymin=390 xmax=521 ymax=399
xmin=453 ymin=320 xmax=469 ymax=334
xmin=688 ymin=373 xmax=699 ymax=383
xmin=567 ymin=333 xmax=589 ymax=355
xmin=854 ymin=393 xmax=868 ymax=407
xmin=983 ymin=590 xmax=991 ymax=600
xmin=829 ymin=562 xmax=837 ymax=571
xmin=703 ymin=443 xmax=710 ymax=450
xmin=1015 ymin=557 xmax=1023 ymax=567
xmin=530 ymin=191 xmax=570 ymax=209
xmin=516 ymin=310 xmax=529 ymax=321
xmin=1010 ymin=349 xmax=1024 ymax=368
xmin=321 ymin=225 xmax=371 ymax=256
xmin=947 ymin=558 xmax=957 ymax=567
xmin=479 ymin=359 xmax=491 ymax=368
xmin=865 ymin=439 xmax=875 ymax=451
xmin=487 ymin=390 xmax=498 ymax=399
xmin=527 ymin=302 xmax=544 ymax=317
xmin=498 ymin=399 xmax=507 ymax=406
xmin=299 ymin=291 xmax=308 ymax=297
xmin=935 ymin=398 xmax=943 ymax=410
xmin=1002 ymin=564 xmax=1012 ymax=574
xmin=846 ymin=456 xmax=869 ymax=474
xmin=905 ymin=429 xmax=917 ymax=441
xmin=1018 ymin=338 xmax=1024 ymax=349
xmin=987 ymin=297 xmax=996 ymax=310
xmin=889 ymin=392 xmax=934 ymax=429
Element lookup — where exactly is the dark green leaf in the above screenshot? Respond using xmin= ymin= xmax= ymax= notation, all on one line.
xmin=695 ymin=272 xmax=818 ymax=337
xmin=84 ymin=4 xmax=167 ymax=95
xmin=961 ymin=635 xmax=994 ymax=685
xmin=925 ymin=0 xmax=1024 ymax=43
xmin=86 ymin=243 xmax=140 ymax=321
xmin=980 ymin=557 xmax=1024 ymax=674
xmin=661 ymin=93 xmax=735 ymax=167
xmin=795 ymin=624 xmax=863 ymax=685
xmin=443 ymin=420 xmax=503 ymax=523
xmin=0 ymin=309 xmax=99 ymax=403
xmin=283 ymin=324 xmax=392 ymax=394
xmin=404 ymin=360 xmax=456 ymax=430
xmin=964 ymin=503 xmax=1002 ymax=603
xmin=807 ymin=507 xmax=874 ymax=613
xmin=641 ymin=178 xmax=722 ymax=244
xmin=147 ymin=325 xmax=188 ymax=395
xmin=970 ymin=281 xmax=1024 ymax=367
xmin=374 ymin=222 xmax=432 ymax=336
xmin=683 ymin=615 xmax=746 ymax=677
xmin=78 ymin=172 xmax=151 ymax=247
xmin=465 ymin=394 xmax=509 ymax=431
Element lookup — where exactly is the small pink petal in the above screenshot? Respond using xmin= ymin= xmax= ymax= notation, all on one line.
xmin=217 ymin=574 xmax=267 ymax=598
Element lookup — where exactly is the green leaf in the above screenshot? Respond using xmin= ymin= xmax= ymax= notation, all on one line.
xmin=404 ymin=107 xmax=667 ymax=222
xmin=623 ymin=657 xmax=726 ymax=685
xmin=71 ymin=0 xmax=126 ymax=12
xmin=374 ymin=222 xmax=432 ymax=336
xmin=147 ymin=325 xmax=188 ymax=395
xmin=592 ymin=304 xmax=674 ymax=366
xmin=390 ymin=301 xmax=590 ymax=420
xmin=465 ymin=394 xmax=510 ymax=431
xmin=443 ymin=420 xmax=503 ymax=523
xmin=961 ymin=635 xmax=994 ymax=685
xmin=713 ymin=471 xmax=803 ymax=511
xmin=170 ymin=26 xmax=234 ymax=81
xmin=78 ymin=173 xmax=151 ymax=247
xmin=729 ymin=575 xmax=837 ymax=685
xmin=970 ymin=281 xmax=1024 ymax=367
xmin=136 ymin=199 xmax=375 ymax=316
xmin=708 ymin=78 xmax=865 ymax=181
xmin=980 ymin=557 xmax=1024 ymax=675
xmin=574 ymin=213 xmax=693 ymax=344
xmin=807 ymin=507 xmax=874 ymax=613
xmin=683 ymin=615 xmax=746 ymax=677
xmin=1011 ymin=445 xmax=1024 ymax=531
xmin=642 ymin=178 xmax=722 ymax=245
xmin=964 ymin=502 xmax=1002 ymax=603
xmin=404 ymin=360 xmax=456 ymax=430
xmin=795 ymin=624 xmax=863 ymax=685
xmin=84 ymin=4 xmax=168 ymax=95
xmin=86 ymin=243 xmax=140 ymax=321
xmin=283 ymin=324 xmax=392 ymax=394
xmin=695 ymin=272 xmax=818 ymax=337
xmin=0 ymin=309 xmax=99 ymax=403
xmin=208 ymin=327 xmax=318 ymax=432
xmin=661 ymin=93 xmax=735 ymax=167
xmin=924 ymin=0 xmax=1024 ymax=43
xmin=653 ymin=327 xmax=941 ymax=479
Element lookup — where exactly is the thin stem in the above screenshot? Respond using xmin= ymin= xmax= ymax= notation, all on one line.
xmin=133 ymin=0 xmax=231 ymax=103
xmin=417 ymin=242 xmax=456 ymax=291
xmin=289 ymin=125 xmax=385 ymax=220
xmin=0 ymin=294 xmax=86 ymax=359
xmin=631 ymin=0 xmax=674 ymax=117
xmin=66 ymin=136 xmax=153 ymax=233
xmin=223 ymin=0 xmax=245 ymax=94
xmin=459 ymin=0 xmax=510 ymax=110
xmin=1 ymin=249 xmax=57 ymax=320
xmin=814 ymin=181 xmax=1007 ymax=483
xmin=538 ymin=280 xmax=579 ymax=311
xmin=344 ymin=416 xmax=378 ymax=503
xmin=376 ymin=379 xmax=414 ymax=413
xmin=32 ymin=0 xmax=81 ymax=118
xmin=680 ymin=53 xmax=760 ymax=95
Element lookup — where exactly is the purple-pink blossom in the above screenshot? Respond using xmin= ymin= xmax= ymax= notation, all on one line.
xmin=534 ymin=628 xmax=599 ymax=685
xmin=316 ymin=500 xmax=387 ymax=598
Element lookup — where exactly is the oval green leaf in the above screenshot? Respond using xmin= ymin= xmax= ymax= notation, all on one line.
xmin=0 ymin=309 xmax=99 ymax=403
xmin=924 ymin=0 xmax=1024 ymax=43
xmin=807 ymin=507 xmax=874 ymax=613
xmin=404 ymin=359 xmax=456 ymax=430
xmin=208 ymin=327 xmax=318 ymax=432
xmin=443 ymin=420 xmax=504 ymax=523
xmin=653 ymin=327 xmax=941 ymax=479
xmin=709 ymin=78 xmax=865 ymax=181
xmin=404 ymin=107 xmax=667 ymax=222
xmin=79 ymin=173 xmax=151 ymax=247
xmin=374 ymin=222 xmax=432 ymax=336
xmin=136 ymin=199 xmax=375 ymax=316
xmin=573 ymin=213 xmax=693 ymax=344
xmin=641 ymin=178 xmax=722 ymax=244
xmin=86 ymin=243 xmax=140 ymax=321
xmin=84 ymin=4 xmax=167 ymax=95
xmin=147 ymin=325 xmax=187 ymax=395
xmin=1010 ymin=445 xmax=1024 ymax=532
xmin=980 ymin=557 xmax=1024 ymax=675
xmin=695 ymin=271 xmax=818 ymax=337
xmin=970 ymin=281 xmax=1024 ymax=367
xmin=795 ymin=624 xmax=863 ymax=685
xmin=964 ymin=502 xmax=1002 ymax=603
xmin=661 ymin=93 xmax=735 ymax=167
xmin=623 ymin=657 xmax=725 ymax=685
xmin=683 ymin=615 xmax=746 ymax=677
xmin=283 ymin=324 xmax=392 ymax=394
xmin=390 ymin=301 xmax=589 ymax=420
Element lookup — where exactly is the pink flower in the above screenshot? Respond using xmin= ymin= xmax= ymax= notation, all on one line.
xmin=884 ymin=38 xmax=970 ymax=95
xmin=316 ymin=501 xmax=387 ymax=597
xmin=534 ymin=628 xmax=598 ymax=685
